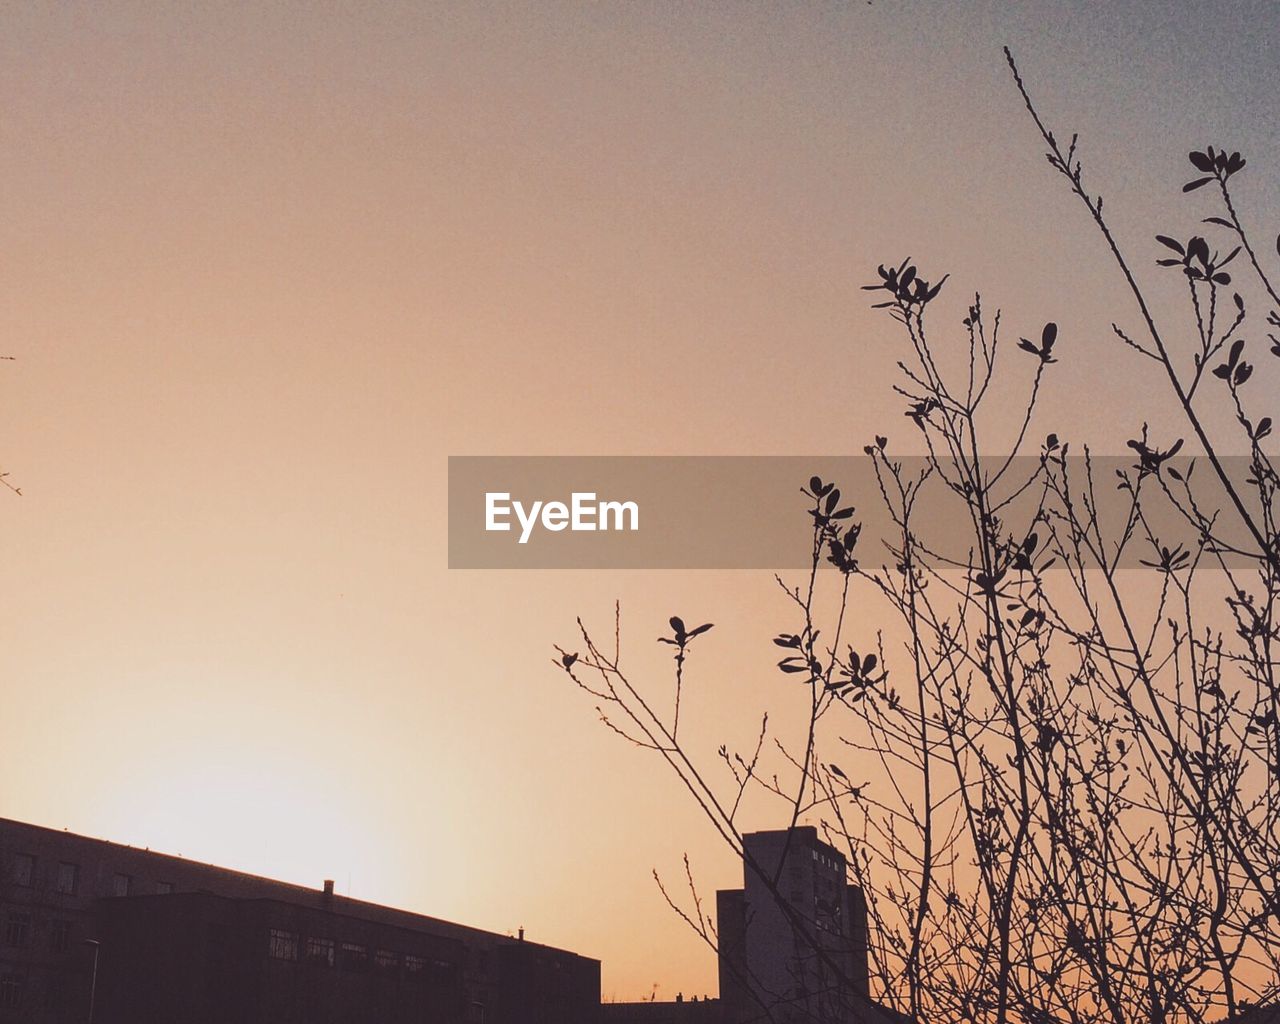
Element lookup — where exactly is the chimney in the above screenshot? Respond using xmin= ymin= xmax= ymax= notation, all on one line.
xmin=518 ymin=926 xmax=525 ymax=942
xmin=322 ymin=879 xmax=335 ymax=899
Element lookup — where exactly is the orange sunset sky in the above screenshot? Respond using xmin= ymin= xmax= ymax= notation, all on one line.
xmin=2 ymin=0 xmax=1278 ymax=1001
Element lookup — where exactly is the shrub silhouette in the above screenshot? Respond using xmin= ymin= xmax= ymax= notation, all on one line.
xmin=559 ymin=50 xmax=1280 ymax=1024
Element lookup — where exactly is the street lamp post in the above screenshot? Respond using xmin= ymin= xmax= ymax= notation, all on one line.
xmin=82 ymin=939 xmax=100 ymax=1024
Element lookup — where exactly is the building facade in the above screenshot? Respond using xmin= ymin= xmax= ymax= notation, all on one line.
xmin=717 ymin=827 xmax=895 ymax=1024
xmin=96 ymin=891 xmax=467 ymax=1023
xmin=0 ymin=816 xmax=599 ymax=1023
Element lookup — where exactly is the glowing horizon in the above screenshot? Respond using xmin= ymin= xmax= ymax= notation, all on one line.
xmin=2 ymin=0 xmax=1278 ymax=1002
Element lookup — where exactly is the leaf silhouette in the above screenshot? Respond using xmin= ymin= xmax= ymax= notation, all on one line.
xmin=1189 ymin=150 xmax=1215 ymax=173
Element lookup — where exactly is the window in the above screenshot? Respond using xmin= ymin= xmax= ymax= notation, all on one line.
xmin=11 ymin=854 xmax=34 ymax=887
xmin=467 ymin=1002 xmax=487 ymax=1024
xmin=305 ymin=936 xmax=335 ymax=967
xmin=156 ymin=881 xmax=173 ymax=895
xmin=405 ymin=954 xmax=426 ymax=973
xmin=0 ymin=976 xmax=21 ymax=1010
xmin=55 ymin=862 xmax=78 ymax=895
xmin=3 ymin=914 xmax=30 ymax=949
xmin=340 ymin=942 xmax=368 ymax=971
xmin=375 ymin=949 xmax=399 ymax=971
xmin=51 ymin=920 xmax=71 ymax=954
xmin=267 ymin=929 xmax=298 ymax=961
xmin=113 ymin=873 xmax=131 ymax=897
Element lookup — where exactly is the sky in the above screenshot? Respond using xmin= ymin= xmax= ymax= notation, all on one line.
xmin=1 ymin=0 xmax=1278 ymax=1001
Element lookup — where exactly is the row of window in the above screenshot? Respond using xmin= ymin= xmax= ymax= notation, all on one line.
xmin=10 ymin=854 xmax=78 ymax=895
xmin=810 ymin=848 xmax=841 ymax=871
xmin=267 ymin=928 xmax=454 ymax=978
xmin=8 ymin=852 xmax=173 ymax=898
xmin=3 ymin=913 xmax=72 ymax=953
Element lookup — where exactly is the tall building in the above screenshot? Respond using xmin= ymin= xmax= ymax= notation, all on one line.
xmin=0 ymin=816 xmax=599 ymax=1023
xmin=717 ymin=827 xmax=898 ymax=1024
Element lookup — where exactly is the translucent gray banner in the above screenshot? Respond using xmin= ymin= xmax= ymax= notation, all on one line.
xmin=448 ymin=455 xmax=1269 ymax=570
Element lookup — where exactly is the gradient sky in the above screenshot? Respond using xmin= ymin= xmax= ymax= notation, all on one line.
xmin=1 ymin=1 xmax=1278 ymax=1001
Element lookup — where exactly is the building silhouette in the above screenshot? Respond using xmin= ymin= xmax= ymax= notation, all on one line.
xmin=0 ymin=816 xmax=599 ymax=1023
xmin=717 ymin=827 xmax=901 ymax=1024
xmin=601 ymin=993 xmax=721 ymax=1023
xmin=605 ymin=827 xmax=905 ymax=1024
xmin=96 ymin=890 xmax=467 ymax=1023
